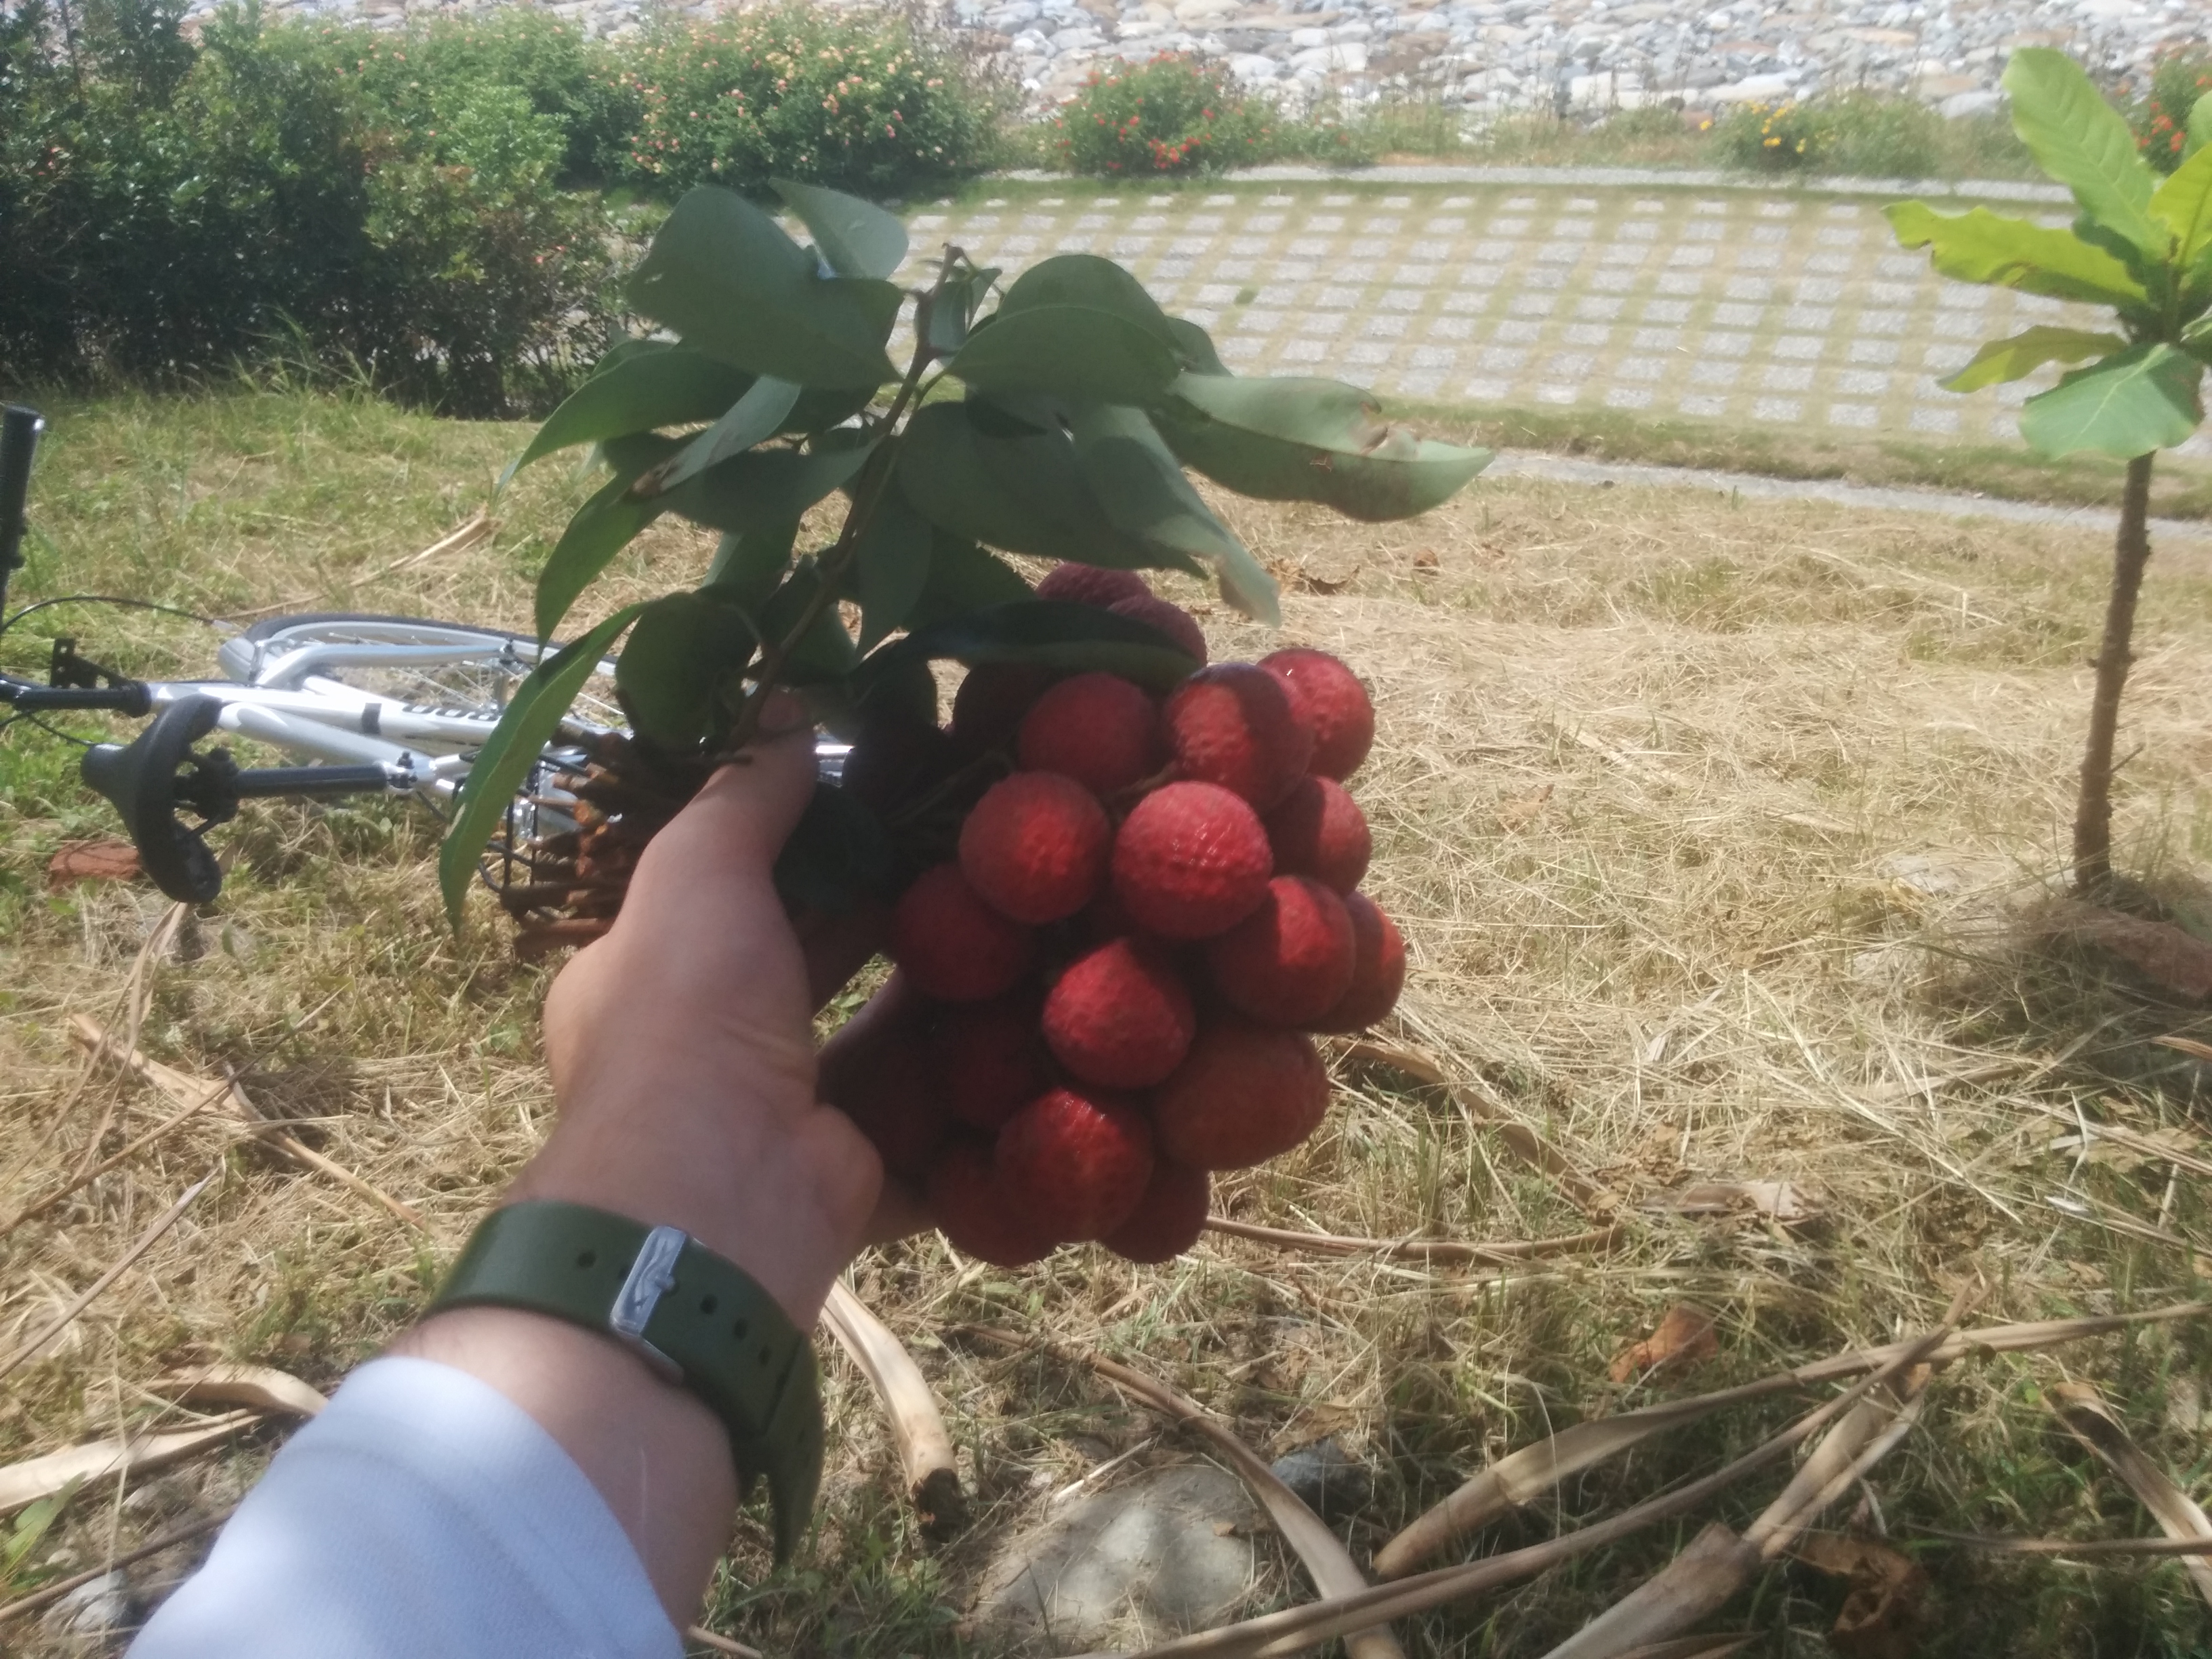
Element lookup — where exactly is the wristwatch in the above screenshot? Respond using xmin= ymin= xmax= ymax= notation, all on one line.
xmin=428 ymin=1200 xmax=824 ymax=1562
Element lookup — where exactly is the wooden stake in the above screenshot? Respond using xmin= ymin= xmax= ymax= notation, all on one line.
xmin=820 ymin=1282 xmax=964 ymax=1530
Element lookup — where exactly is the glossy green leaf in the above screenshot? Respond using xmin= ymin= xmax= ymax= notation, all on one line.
xmin=705 ymin=522 xmax=800 ymax=609
xmin=628 ymin=187 xmax=899 ymax=390
xmin=2153 ymin=140 xmax=2212 ymax=275
xmin=925 ymin=267 xmax=1000 ymax=357
xmin=773 ymin=781 xmax=893 ymax=915
xmin=1885 ymin=201 xmax=2150 ymax=311
xmin=2192 ymin=91 xmax=2212 ymax=160
xmin=1940 ymin=325 xmax=2129 ymax=392
xmin=2005 ymin=49 xmax=2168 ymax=268
xmin=2019 ymin=341 xmax=2206 ymax=458
xmin=998 ymin=255 xmax=1174 ymax=334
xmin=757 ymin=565 xmax=860 ymax=682
xmin=865 ymin=600 xmax=1200 ymax=692
xmin=1166 ymin=316 xmax=1229 ymax=376
xmin=905 ymin=535 xmax=1034 ymax=630
xmin=853 ymin=482 xmax=934 ymax=651
xmin=771 ymin=179 xmax=908 ymax=279
xmin=535 ymin=440 xmax=678 ymax=640
xmin=1067 ymin=403 xmax=1279 ymax=625
xmin=615 ymin=590 xmax=758 ymax=750
xmin=634 ymin=375 xmax=802 ymax=499
xmin=947 ymin=307 xmax=1181 ymax=405
xmin=502 ymin=344 xmax=752 ymax=487
xmin=785 ymin=384 xmax=878 ymax=435
xmin=668 ymin=443 xmax=876 ymax=535
xmin=439 ymin=605 xmax=642 ymax=926
xmin=1155 ymin=374 xmax=1492 ymax=522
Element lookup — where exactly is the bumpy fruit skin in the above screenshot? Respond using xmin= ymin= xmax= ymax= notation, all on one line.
xmin=823 ymin=1024 xmax=949 ymax=1184
xmin=1153 ymin=1017 xmax=1330 ymax=1170
xmin=1164 ymin=663 xmax=1314 ymax=811
xmin=1042 ymin=937 xmax=1197 ymax=1088
xmin=1018 ymin=673 xmax=1162 ymax=797
xmin=1109 ymin=594 xmax=1209 ymax=665
xmin=959 ymin=773 xmax=1111 ymax=924
xmin=1111 ymin=781 xmax=1274 ymax=940
xmin=998 ymin=1086 xmax=1155 ymax=1242
xmin=1265 ymin=775 xmax=1372 ymax=894
xmin=1102 ymin=1160 xmax=1210 ymax=1265
xmin=1037 ymin=563 xmax=1151 ymax=609
xmin=952 ymin=661 xmax=1056 ymax=752
xmin=1206 ymin=876 xmax=1357 ymax=1025
xmin=1261 ymin=649 xmax=1375 ymax=781
xmin=931 ymin=997 xmax=1049 ymax=1130
xmin=1311 ymin=892 xmax=1407 ymax=1033
xmin=930 ymin=1138 xmax=1057 ymax=1267
xmin=890 ymin=864 xmax=1035 ymax=1001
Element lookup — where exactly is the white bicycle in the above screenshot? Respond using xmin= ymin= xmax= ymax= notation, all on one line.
xmin=0 ymin=404 xmax=839 ymax=907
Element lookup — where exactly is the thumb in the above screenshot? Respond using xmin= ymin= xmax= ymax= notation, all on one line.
xmin=623 ymin=694 xmax=819 ymax=910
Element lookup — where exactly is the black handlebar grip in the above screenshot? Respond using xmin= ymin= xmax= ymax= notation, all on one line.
xmin=0 ymin=404 xmax=42 ymax=615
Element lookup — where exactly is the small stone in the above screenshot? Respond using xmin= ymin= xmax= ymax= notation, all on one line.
xmin=1269 ymin=1437 xmax=1374 ymax=1521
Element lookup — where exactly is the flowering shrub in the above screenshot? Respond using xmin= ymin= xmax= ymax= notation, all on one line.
xmin=2131 ymin=45 xmax=2211 ymax=173
xmin=1713 ymin=99 xmax=1826 ymax=171
xmin=613 ymin=4 xmax=998 ymax=197
xmin=1052 ymin=54 xmax=1265 ymax=176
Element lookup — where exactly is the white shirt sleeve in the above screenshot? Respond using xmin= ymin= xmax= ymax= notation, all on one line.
xmin=129 ymin=1355 xmax=682 ymax=1659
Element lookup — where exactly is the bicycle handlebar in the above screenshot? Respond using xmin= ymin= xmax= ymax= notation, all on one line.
xmin=0 ymin=405 xmax=43 ymax=619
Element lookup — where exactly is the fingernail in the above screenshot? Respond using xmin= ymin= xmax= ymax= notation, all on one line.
xmin=758 ymin=689 xmax=811 ymax=737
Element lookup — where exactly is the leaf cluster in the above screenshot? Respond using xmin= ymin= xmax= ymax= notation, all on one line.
xmin=1887 ymin=49 xmax=2212 ymax=460
xmin=439 ymin=179 xmax=1492 ymax=920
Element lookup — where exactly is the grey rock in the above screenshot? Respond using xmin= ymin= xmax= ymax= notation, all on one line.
xmin=1269 ymin=1436 xmax=1374 ymax=1523
xmin=42 ymin=1572 xmax=134 ymax=1645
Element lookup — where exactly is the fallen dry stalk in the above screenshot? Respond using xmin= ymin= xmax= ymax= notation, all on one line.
xmin=683 ymin=1624 xmax=766 ymax=1658
xmin=1203 ymin=1216 xmax=1622 ymax=1265
xmin=1929 ymin=1531 xmax=2212 ymax=1557
xmin=819 ymin=1282 xmax=964 ymax=1530
xmin=0 ymin=1504 xmax=235 ymax=1625
xmin=68 ymin=1014 xmax=424 ymax=1228
xmin=0 ymin=1073 xmax=230 ymax=1240
xmin=1115 ymin=1322 xmax=1952 ymax=1659
xmin=1088 ymin=1351 xmax=1405 ymax=1659
xmin=2049 ymin=1380 xmax=2212 ymax=1607
xmin=0 ymin=1410 xmax=258 ymax=1516
xmin=1374 ymin=1299 xmax=2207 ymax=1579
xmin=0 ymin=1169 xmax=218 ymax=1389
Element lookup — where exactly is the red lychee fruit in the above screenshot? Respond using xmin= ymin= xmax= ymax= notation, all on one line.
xmin=1109 ymin=593 xmax=1209 ymax=664
xmin=929 ymin=1138 xmax=1057 ymax=1267
xmin=958 ymin=772 xmax=1111 ymax=924
xmin=1261 ymin=649 xmax=1374 ymax=781
xmin=1153 ymin=1017 xmax=1329 ymax=1170
xmin=1205 ymin=876 xmax=1356 ymax=1025
xmin=1037 ymin=563 xmax=1151 ymax=609
xmin=1101 ymin=1160 xmax=1210 ymax=1265
xmin=1017 ymin=672 xmax=1162 ymax=797
xmin=1111 ymin=781 xmax=1273 ymax=941
xmin=1042 ymin=937 xmax=1196 ymax=1088
xmin=951 ymin=661 xmax=1056 ymax=752
xmin=930 ymin=996 xmax=1050 ymax=1130
xmin=822 ymin=1023 xmax=951 ymax=1184
xmin=1264 ymin=775 xmax=1372 ymax=894
xmin=840 ymin=714 xmax=959 ymax=815
xmin=889 ymin=863 xmax=1034 ymax=1001
xmin=1163 ymin=663 xmax=1313 ymax=811
xmin=1310 ymin=893 xmax=1407 ymax=1033
xmin=997 ymin=1086 xmax=1155 ymax=1242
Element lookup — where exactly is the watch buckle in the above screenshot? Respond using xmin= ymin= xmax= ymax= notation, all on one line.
xmin=609 ymin=1224 xmax=687 ymax=1384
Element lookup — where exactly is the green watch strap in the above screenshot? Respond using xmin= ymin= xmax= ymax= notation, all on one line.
xmin=428 ymin=1200 xmax=823 ymax=1563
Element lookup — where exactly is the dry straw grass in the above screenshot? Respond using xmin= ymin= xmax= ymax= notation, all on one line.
xmin=6 ymin=390 xmax=2212 ymax=1652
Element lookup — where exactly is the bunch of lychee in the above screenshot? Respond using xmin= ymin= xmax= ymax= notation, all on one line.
xmin=832 ymin=565 xmax=1406 ymax=1270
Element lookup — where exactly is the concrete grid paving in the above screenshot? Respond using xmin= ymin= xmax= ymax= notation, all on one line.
xmin=884 ymin=181 xmax=2164 ymax=451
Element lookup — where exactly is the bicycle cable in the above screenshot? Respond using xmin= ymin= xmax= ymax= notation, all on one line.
xmin=0 ymin=593 xmax=219 ymax=642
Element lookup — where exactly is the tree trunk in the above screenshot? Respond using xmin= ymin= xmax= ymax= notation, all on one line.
xmin=2072 ymin=451 xmax=2157 ymax=894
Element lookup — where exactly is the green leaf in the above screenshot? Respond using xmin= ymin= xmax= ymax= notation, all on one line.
xmin=535 ymin=464 xmax=665 ymax=641
xmin=947 ymin=307 xmax=1181 ymax=405
xmin=853 ymin=483 xmax=933 ymax=651
xmin=865 ymin=600 xmax=1200 ymax=692
xmin=757 ymin=565 xmax=860 ymax=682
xmin=668 ymin=443 xmax=876 ymax=536
xmin=925 ymin=267 xmax=1000 ymax=357
xmin=905 ymin=535 xmax=1033 ymax=629
xmin=502 ymin=344 xmax=752 ymax=487
xmin=439 ymin=605 xmax=642 ymax=926
xmin=615 ymin=589 xmax=757 ymax=750
xmin=1885 ymin=201 xmax=2150 ymax=312
xmin=2005 ymin=47 xmax=2169 ymax=267
xmin=633 ymin=375 xmax=803 ymax=499
xmin=1155 ymin=374 xmax=1492 ymax=521
xmin=705 ymin=522 xmax=800 ymax=609
xmin=628 ymin=186 xmax=899 ymax=390
xmin=1067 ymin=403 xmax=1279 ymax=626
xmin=2192 ymin=91 xmax=2212 ymax=160
xmin=1940 ymin=325 xmax=2129 ymax=392
xmin=998 ymin=255 xmax=1175 ymax=335
xmin=2152 ymin=141 xmax=2212 ymax=276
xmin=2019 ymin=341 xmax=2206 ymax=459
xmin=1166 ymin=316 xmax=1230 ymax=376
xmin=786 ymin=384 xmax=878 ymax=435
xmin=771 ymin=179 xmax=908 ymax=279
xmin=774 ymin=781 xmax=894 ymax=915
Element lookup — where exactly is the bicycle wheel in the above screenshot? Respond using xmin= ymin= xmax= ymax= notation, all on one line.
xmin=219 ymin=611 xmax=624 ymax=733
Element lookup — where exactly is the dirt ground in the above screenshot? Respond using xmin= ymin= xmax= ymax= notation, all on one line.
xmin=6 ymin=391 xmax=2212 ymax=1654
